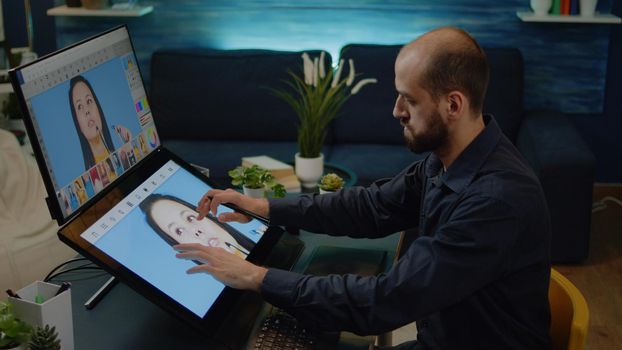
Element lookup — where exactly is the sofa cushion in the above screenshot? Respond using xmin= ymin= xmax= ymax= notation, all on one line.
xmin=328 ymin=144 xmax=424 ymax=186
xmin=333 ymin=45 xmax=524 ymax=144
xmin=151 ymin=49 xmax=330 ymax=143
xmin=482 ymin=48 xmax=524 ymax=143
xmin=334 ymin=44 xmax=404 ymax=145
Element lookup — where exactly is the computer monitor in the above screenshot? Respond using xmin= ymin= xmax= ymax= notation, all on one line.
xmin=10 ymin=26 xmax=283 ymax=336
xmin=10 ymin=26 xmax=159 ymax=224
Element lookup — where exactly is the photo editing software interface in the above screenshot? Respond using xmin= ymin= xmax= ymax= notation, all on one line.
xmin=80 ymin=159 xmax=268 ymax=317
xmin=15 ymin=27 xmax=160 ymax=219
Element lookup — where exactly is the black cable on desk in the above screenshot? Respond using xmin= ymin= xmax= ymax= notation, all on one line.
xmin=45 ymin=265 xmax=102 ymax=282
xmin=43 ymin=257 xmax=90 ymax=282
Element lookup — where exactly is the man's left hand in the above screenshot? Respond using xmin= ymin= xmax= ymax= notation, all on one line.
xmin=174 ymin=243 xmax=268 ymax=291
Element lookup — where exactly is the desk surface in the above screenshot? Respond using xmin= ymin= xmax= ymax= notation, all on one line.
xmin=63 ymin=230 xmax=401 ymax=349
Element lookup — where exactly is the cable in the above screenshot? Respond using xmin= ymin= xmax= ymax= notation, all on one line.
xmin=46 ymin=266 xmax=103 ymax=282
xmin=43 ymin=257 xmax=90 ymax=282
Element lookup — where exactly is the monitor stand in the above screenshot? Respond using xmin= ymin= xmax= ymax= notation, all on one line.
xmin=84 ymin=276 xmax=118 ymax=309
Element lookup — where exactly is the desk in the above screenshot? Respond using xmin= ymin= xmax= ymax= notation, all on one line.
xmin=62 ymin=230 xmax=401 ymax=349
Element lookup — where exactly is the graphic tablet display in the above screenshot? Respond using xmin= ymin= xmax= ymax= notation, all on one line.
xmin=58 ymin=150 xmax=280 ymax=331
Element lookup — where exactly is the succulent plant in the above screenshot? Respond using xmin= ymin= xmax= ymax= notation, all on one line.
xmin=28 ymin=325 xmax=60 ymax=350
xmin=319 ymin=173 xmax=345 ymax=191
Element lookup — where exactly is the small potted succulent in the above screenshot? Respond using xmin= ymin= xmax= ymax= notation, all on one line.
xmin=0 ymin=301 xmax=32 ymax=350
xmin=28 ymin=325 xmax=60 ymax=350
xmin=228 ymin=165 xmax=286 ymax=199
xmin=319 ymin=173 xmax=345 ymax=194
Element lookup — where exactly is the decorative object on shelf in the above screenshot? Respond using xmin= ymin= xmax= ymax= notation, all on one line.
xmin=0 ymin=300 xmax=32 ymax=350
xmin=580 ymin=0 xmax=598 ymax=16
xmin=81 ymin=0 xmax=108 ymax=9
xmin=530 ymin=0 xmax=553 ymax=15
xmin=272 ymin=52 xmax=376 ymax=188
xmin=319 ymin=173 xmax=344 ymax=194
xmin=516 ymin=10 xmax=621 ymax=22
xmin=228 ymin=164 xmax=286 ymax=199
xmin=28 ymin=324 xmax=61 ymax=350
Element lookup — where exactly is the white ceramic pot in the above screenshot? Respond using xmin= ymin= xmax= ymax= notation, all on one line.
xmin=243 ymin=186 xmax=265 ymax=199
xmin=319 ymin=188 xmax=341 ymax=194
xmin=580 ymin=0 xmax=598 ymax=17
xmin=530 ymin=0 xmax=552 ymax=16
xmin=295 ymin=152 xmax=324 ymax=188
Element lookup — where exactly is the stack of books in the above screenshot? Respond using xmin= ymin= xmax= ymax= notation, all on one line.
xmin=551 ymin=0 xmax=579 ymax=15
xmin=242 ymin=155 xmax=301 ymax=193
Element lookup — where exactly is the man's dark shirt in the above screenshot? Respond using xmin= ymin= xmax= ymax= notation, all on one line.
xmin=262 ymin=116 xmax=552 ymax=349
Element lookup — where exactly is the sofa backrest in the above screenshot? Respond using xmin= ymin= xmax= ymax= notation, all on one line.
xmin=335 ymin=44 xmax=403 ymax=144
xmin=333 ymin=45 xmax=525 ymax=144
xmin=482 ymin=48 xmax=524 ymax=143
xmin=150 ymin=49 xmax=330 ymax=142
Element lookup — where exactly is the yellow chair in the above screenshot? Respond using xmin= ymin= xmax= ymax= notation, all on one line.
xmin=549 ymin=268 xmax=589 ymax=350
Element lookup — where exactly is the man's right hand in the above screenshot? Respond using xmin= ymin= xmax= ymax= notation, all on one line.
xmin=196 ymin=188 xmax=269 ymax=223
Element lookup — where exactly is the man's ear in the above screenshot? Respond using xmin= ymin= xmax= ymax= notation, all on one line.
xmin=446 ymin=91 xmax=466 ymax=118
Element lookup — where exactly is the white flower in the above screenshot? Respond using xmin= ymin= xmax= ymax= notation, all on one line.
xmin=346 ymin=59 xmax=355 ymax=86
xmin=312 ymin=57 xmax=319 ymax=87
xmin=301 ymin=52 xmax=313 ymax=85
xmin=351 ymin=78 xmax=378 ymax=95
xmin=319 ymin=51 xmax=326 ymax=79
xmin=331 ymin=59 xmax=344 ymax=88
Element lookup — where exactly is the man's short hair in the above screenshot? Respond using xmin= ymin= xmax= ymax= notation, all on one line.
xmin=420 ymin=29 xmax=489 ymax=114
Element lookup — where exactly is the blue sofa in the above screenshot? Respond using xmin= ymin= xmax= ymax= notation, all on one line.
xmin=150 ymin=46 xmax=595 ymax=263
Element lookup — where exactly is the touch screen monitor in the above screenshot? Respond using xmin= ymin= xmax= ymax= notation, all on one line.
xmin=10 ymin=26 xmax=159 ymax=223
xmin=56 ymin=153 xmax=280 ymax=332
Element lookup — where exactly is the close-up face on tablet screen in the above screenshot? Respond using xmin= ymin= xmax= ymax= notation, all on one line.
xmin=75 ymin=159 xmax=267 ymax=318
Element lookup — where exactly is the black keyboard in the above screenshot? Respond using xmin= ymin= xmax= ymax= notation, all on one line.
xmin=251 ymin=309 xmax=317 ymax=350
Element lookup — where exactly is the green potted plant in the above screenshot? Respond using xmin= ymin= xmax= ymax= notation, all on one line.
xmin=0 ymin=301 xmax=32 ymax=350
xmin=319 ymin=173 xmax=345 ymax=194
xmin=28 ymin=325 xmax=60 ymax=350
xmin=228 ymin=165 xmax=286 ymax=199
xmin=272 ymin=52 xmax=376 ymax=188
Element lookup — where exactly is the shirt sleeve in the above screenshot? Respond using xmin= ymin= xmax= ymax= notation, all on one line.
xmin=268 ymin=161 xmax=425 ymax=238
xmin=260 ymin=195 xmax=519 ymax=335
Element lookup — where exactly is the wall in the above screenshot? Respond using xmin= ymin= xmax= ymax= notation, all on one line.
xmin=51 ymin=0 xmax=614 ymax=116
xmin=4 ymin=0 xmax=621 ymax=181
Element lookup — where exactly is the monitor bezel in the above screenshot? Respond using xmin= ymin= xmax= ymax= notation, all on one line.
xmin=9 ymin=25 xmax=151 ymax=226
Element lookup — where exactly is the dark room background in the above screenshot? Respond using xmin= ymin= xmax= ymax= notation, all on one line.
xmin=3 ymin=0 xmax=621 ymax=182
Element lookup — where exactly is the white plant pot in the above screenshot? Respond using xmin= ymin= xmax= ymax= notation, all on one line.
xmin=580 ymin=0 xmax=598 ymax=17
xmin=319 ymin=188 xmax=341 ymax=194
xmin=243 ymin=186 xmax=265 ymax=199
xmin=530 ymin=0 xmax=552 ymax=16
xmin=295 ymin=152 xmax=324 ymax=188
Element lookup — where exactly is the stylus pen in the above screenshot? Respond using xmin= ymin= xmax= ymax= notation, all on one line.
xmin=84 ymin=276 xmax=118 ymax=310
xmin=207 ymin=196 xmax=270 ymax=224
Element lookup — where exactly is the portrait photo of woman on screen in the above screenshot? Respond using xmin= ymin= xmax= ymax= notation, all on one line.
xmin=139 ymin=194 xmax=255 ymax=258
xmin=69 ymin=75 xmax=132 ymax=171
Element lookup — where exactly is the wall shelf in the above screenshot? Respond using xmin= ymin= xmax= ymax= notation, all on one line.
xmin=516 ymin=11 xmax=622 ymax=23
xmin=47 ymin=5 xmax=153 ymax=17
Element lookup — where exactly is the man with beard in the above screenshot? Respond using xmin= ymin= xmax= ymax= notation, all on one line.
xmin=174 ymin=27 xmax=552 ymax=349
